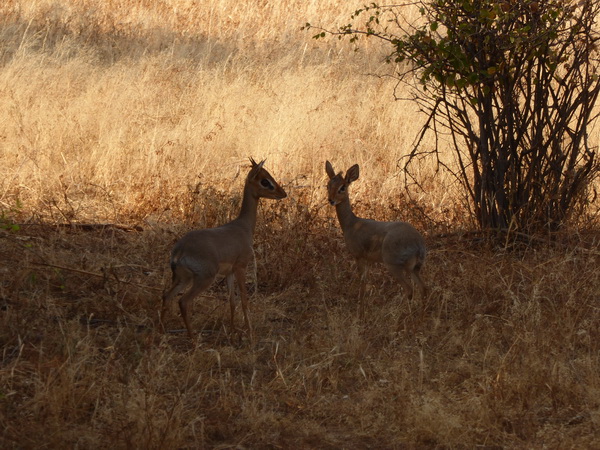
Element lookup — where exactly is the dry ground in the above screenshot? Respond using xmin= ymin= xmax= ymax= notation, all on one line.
xmin=2 ymin=202 xmax=600 ymax=448
xmin=1 ymin=1 xmax=600 ymax=448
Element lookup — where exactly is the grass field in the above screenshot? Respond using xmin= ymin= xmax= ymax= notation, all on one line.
xmin=1 ymin=1 xmax=600 ymax=448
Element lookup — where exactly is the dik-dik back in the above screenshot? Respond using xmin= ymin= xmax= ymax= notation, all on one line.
xmin=170 ymin=222 xmax=253 ymax=280
xmin=341 ymin=218 xmax=426 ymax=268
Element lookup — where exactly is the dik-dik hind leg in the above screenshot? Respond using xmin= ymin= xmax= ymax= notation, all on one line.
xmin=178 ymin=276 xmax=215 ymax=340
xmin=160 ymin=276 xmax=190 ymax=332
xmin=411 ymin=265 xmax=427 ymax=298
xmin=385 ymin=264 xmax=415 ymax=300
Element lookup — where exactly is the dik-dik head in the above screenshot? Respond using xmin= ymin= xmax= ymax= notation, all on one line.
xmin=247 ymin=158 xmax=287 ymax=200
xmin=325 ymin=160 xmax=359 ymax=206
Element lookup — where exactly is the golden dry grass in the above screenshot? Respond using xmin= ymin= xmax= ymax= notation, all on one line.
xmin=1 ymin=1 xmax=600 ymax=448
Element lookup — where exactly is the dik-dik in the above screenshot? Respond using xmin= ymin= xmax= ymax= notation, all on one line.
xmin=161 ymin=158 xmax=287 ymax=339
xmin=325 ymin=161 xmax=427 ymax=316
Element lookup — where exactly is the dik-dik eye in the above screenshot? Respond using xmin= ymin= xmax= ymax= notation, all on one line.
xmin=260 ymin=178 xmax=275 ymax=190
xmin=339 ymin=185 xmax=346 ymax=193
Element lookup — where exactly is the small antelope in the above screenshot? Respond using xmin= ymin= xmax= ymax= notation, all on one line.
xmin=325 ymin=161 xmax=427 ymax=316
xmin=161 ymin=158 xmax=287 ymax=340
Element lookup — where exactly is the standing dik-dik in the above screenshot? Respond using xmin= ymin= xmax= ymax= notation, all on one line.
xmin=161 ymin=158 xmax=287 ymax=340
xmin=325 ymin=161 xmax=427 ymax=316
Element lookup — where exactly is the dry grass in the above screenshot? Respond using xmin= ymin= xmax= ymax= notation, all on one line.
xmin=1 ymin=1 xmax=600 ymax=448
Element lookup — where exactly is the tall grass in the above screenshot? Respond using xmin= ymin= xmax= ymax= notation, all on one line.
xmin=1 ymin=1 xmax=600 ymax=448
xmin=0 ymin=0 xmax=442 ymax=225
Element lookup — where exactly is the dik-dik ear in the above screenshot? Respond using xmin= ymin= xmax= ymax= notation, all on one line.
xmin=345 ymin=164 xmax=359 ymax=183
xmin=325 ymin=160 xmax=336 ymax=179
xmin=248 ymin=158 xmax=266 ymax=178
xmin=249 ymin=157 xmax=265 ymax=169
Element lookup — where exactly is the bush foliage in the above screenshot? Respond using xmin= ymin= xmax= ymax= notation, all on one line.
xmin=310 ymin=0 xmax=600 ymax=234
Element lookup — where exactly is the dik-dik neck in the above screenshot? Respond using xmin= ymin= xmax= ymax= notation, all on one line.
xmin=335 ymin=197 xmax=358 ymax=233
xmin=235 ymin=183 xmax=259 ymax=233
